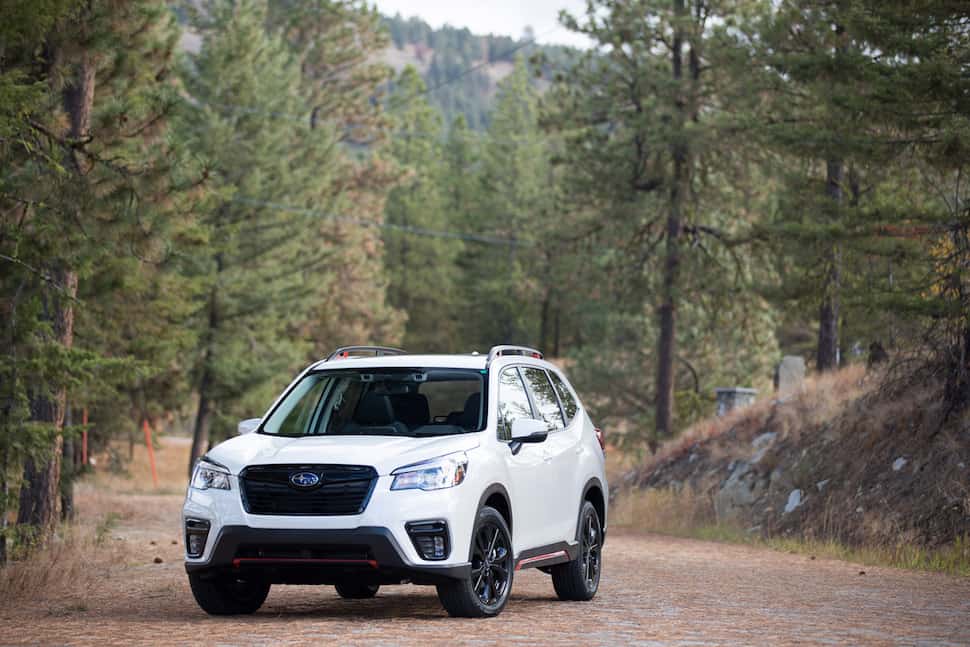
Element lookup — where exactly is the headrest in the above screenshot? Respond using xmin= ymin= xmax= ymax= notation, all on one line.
xmin=390 ymin=393 xmax=430 ymax=427
xmin=354 ymin=392 xmax=396 ymax=426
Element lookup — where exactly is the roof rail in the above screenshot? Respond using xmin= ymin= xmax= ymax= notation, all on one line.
xmin=487 ymin=345 xmax=543 ymax=363
xmin=325 ymin=346 xmax=407 ymax=361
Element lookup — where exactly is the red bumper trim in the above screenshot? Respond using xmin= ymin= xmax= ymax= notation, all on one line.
xmin=231 ymin=557 xmax=379 ymax=569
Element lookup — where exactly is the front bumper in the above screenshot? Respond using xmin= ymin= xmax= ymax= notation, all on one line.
xmin=185 ymin=524 xmax=470 ymax=585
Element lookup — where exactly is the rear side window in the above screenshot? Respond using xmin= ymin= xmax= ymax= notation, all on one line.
xmin=548 ymin=371 xmax=578 ymax=426
xmin=522 ymin=368 xmax=565 ymax=431
xmin=497 ymin=367 xmax=534 ymax=441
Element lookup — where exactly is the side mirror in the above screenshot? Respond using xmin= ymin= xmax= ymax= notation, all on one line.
xmin=510 ymin=418 xmax=549 ymax=443
xmin=237 ymin=418 xmax=261 ymax=435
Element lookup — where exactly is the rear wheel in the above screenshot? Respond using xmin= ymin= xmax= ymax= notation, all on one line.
xmin=436 ymin=506 xmax=513 ymax=617
xmin=335 ymin=582 xmax=380 ymax=599
xmin=188 ymin=573 xmax=270 ymax=615
xmin=551 ymin=501 xmax=602 ymax=601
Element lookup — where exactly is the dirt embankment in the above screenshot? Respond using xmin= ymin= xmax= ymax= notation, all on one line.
xmin=622 ymin=366 xmax=970 ymax=551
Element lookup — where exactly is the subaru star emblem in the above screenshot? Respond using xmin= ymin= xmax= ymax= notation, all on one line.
xmin=289 ymin=471 xmax=320 ymax=488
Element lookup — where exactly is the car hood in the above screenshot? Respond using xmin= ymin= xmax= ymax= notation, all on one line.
xmin=206 ymin=432 xmax=482 ymax=477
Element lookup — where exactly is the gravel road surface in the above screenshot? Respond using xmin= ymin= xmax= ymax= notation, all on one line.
xmin=3 ymin=493 xmax=968 ymax=646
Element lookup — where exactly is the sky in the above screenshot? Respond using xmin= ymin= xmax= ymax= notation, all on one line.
xmin=371 ymin=0 xmax=592 ymax=48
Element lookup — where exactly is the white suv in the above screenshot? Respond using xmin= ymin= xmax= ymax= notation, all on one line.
xmin=183 ymin=345 xmax=607 ymax=617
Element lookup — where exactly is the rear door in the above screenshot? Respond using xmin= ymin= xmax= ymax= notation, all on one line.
xmin=520 ymin=367 xmax=580 ymax=543
xmin=497 ymin=366 xmax=558 ymax=552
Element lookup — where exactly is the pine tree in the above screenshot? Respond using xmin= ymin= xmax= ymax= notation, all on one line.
xmin=180 ymin=0 xmax=345 ymax=471
xmin=553 ymin=0 xmax=776 ymax=449
xmin=383 ymin=67 xmax=461 ymax=351
xmin=1 ymin=0 xmax=187 ymax=546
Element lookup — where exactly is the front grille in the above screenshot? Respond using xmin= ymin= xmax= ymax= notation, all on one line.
xmin=240 ymin=464 xmax=377 ymax=516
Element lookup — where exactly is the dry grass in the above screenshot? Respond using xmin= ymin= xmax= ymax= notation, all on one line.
xmin=641 ymin=364 xmax=871 ymax=472
xmin=90 ymin=435 xmax=191 ymax=494
xmin=611 ymin=486 xmax=716 ymax=535
xmin=611 ymin=486 xmax=970 ymax=576
xmin=1 ymin=436 xmax=190 ymax=605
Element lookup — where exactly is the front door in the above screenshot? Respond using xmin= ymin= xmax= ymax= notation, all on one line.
xmin=497 ymin=366 xmax=558 ymax=553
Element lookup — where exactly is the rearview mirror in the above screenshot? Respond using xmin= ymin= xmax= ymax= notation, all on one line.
xmin=510 ymin=418 xmax=548 ymax=443
xmin=237 ymin=418 xmax=261 ymax=435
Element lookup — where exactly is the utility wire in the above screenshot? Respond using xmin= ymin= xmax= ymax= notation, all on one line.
xmin=230 ymin=196 xmax=531 ymax=247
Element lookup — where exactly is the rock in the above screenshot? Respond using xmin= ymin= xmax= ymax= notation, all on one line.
xmin=958 ymin=462 xmax=965 ymax=470
xmin=776 ymin=356 xmax=806 ymax=399
xmin=892 ymin=457 xmax=907 ymax=472
xmin=751 ymin=432 xmax=777 ymax=463
xmin=816 ymin=479 xmax=830 ymax=492
xmin=714 ymin=461 xmax=758 ymax=523
xmin=689 ymin=452 xmax=698 ymax=464
xmin=783 ymin=489 xmax=803 ymax=514
xmin=856 ymin=506 xmax=864 ymax=513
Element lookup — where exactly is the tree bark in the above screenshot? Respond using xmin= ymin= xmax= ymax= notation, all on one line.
xmin=189 ymin=371 xmax=214 ymax=476
xmin=17 ymin=271 xmax=78 ymax=532
xmin=654 ymin=0 xmax=689 ymax=452
xmin=17 ymin=39 xmax=94 ymax=534
xmin=189 ymin=277 xmax=221 ymax=477
xmin=817 ymin=159 xmax=843 ymax=372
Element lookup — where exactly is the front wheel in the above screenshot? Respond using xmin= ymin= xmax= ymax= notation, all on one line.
xmin=188 ymin=573 xmax=270 ymax=615
xmin=551 ymin=501 xmax=602 ymax=601
xmin=436 ymin=506 xmax=514 ymax=617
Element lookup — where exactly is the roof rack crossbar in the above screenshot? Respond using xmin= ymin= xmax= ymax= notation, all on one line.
xmin=325 ymin=346 xmax=407 ymax=361
xmin=487 ymin=345 xmax=544 ymax=363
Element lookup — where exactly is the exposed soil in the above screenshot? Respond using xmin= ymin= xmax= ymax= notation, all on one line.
xmin=3 ymin=490 xmax=969 ymax=646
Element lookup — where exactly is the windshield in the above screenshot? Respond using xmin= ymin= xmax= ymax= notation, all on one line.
xmin=260 ymin=368 xmax=486 ymax=437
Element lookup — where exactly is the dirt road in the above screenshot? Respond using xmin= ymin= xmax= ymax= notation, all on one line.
xmin=4 ymin=490 xmax=969 ymax=646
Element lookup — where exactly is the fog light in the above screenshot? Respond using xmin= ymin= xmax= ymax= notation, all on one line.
xmin=185 ymin=518 xmax=210 ymax=558
xmin=406 ymin=520 xmax=449 ymax=561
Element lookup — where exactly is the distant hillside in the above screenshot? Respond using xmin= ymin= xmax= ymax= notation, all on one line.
xmin=382 ymin=14 xmax=575 ymax=130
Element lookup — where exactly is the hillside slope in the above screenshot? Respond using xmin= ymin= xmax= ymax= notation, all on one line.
xmin=621 ymin=366 xmax=970 ymax=552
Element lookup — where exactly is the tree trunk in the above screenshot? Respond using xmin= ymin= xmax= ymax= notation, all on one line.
xmin=189 ymin=373 xmax=214 ymax=476
xmin=17 ymin=269 xmax=78 ymax=533
xmin=17 ymin=45 xmax=93 ymax=535
xmin=61 ymin=404 xmax=75 ymax=522
xmin=654 ymin=0 xmax=689 ymax=452
xmin=553 ymin=306 xmax=561 ymax=358
xmin=817 ymin=159 xmax=842 ymax=372
xmin=189 ymin=281 xmax=220 ymax=477
xmin=539 ymin=288 xmax=551 ymax=353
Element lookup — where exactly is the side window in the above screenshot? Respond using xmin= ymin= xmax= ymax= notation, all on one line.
xmin=497 ymin=367 xmax=534 ymax=441
xmin=549 ymin=371 xmax=578 ymax=426
xmin=522 ymin=367 xmax=565 ymax=431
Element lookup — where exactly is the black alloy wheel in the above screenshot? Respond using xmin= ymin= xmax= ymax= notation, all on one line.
xmin=470 ymin=518 xmax=512 ymax=607
xmin=551 ymin=500 xmax=602 ymax=601
xmin=436 ymin=506 xmax=514 ymax=617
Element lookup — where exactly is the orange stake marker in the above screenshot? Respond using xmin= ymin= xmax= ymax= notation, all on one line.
xmin=143 ymin=419 xmax=159 ymax=488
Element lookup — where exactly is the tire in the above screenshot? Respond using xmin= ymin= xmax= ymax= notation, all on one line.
xmin=188 ymin=572 xmax=270 ymax=615
xmin=335 ymin=582 xmax=380 ymax=599
xmin=551 ymin=501 xmax=602 ymax=601
xmin=436 ymin=506 xmax=514 ymax=617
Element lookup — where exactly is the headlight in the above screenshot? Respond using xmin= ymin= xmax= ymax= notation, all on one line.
xmin=191 ymin=459 xmax=231 ymax=490
xmin=391 ymin=452 xmax=467 ymax=491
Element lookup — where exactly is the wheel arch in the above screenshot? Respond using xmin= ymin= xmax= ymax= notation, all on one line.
xmin=578 ymin=478 xmax=607 ymax=541
xmin=476 ymin=483 xmax=513 ymax=533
